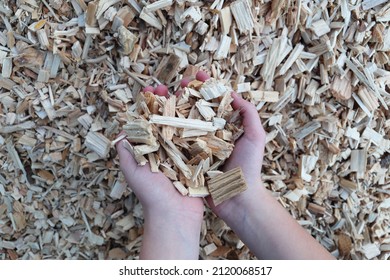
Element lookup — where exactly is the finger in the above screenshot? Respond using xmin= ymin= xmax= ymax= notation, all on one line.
xmin=205 ymin=196 xmax=216 ymax=210
xmin=115 ymin=136 xmax=138 ymax=178
xmin=180 ymin=70 xmax=210 ymax=91
xmin=231 ymin=92 xmax=265 ymax=137
xmin=143 ymin=86 xmax=155 ymax=93
xmin=195 ymin=70 xmax=210 ymax=82
xmin=180 ymin=77 xmax=191 ymax=88
xmin=115 ymin=135 xmax=158 ymax=186
xmin=175 ymin=89 xmax=184 ymax=97
xmin=154 ymin=84 xmax=169 ymax=97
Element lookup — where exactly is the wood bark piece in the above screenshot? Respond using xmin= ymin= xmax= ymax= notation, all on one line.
xmin=339 ymin=177 xmax=357 ymax=191
xmin=96 ymin=0 xmax=120 ymax=19
xmin=134 ymin=143 xmax=160 ymax=155
xmin=86 ymin=1 xmax=98 ymax=27
xmin=357 ymin=86 xmax=379 ymax=112
xmin=196 ymin=100 xmax=216 ymax=121
xmin=122 ymin=139 xmax=148 ymax=166
xmin=279 ymin=43 xmax=304 ymax=75
xmin=269 ymin=0 xmax=287 ymax=24
xmin=180 ymin=6 xmax=202 ymax=23
xmin=345 ymin=58 xmax=386 ymax=111
xmin=293 ymin=121 xmax=321 ymax=141
xmin=208 ymin=167 xmax=247 ymax=205
xmin=117 ymin=6 xmax=136 ymax=27
xmin=6 ymin=137 xmax=27 ymax=177
xmin=308 ymin=203 xmax=326 ymax=215
xmin=110 ymin=179 xmax=127 ymax=200
xmin=148 ymin=153 xmax=159 ymax=173
xmin=299 ymin=155 xmax=318 ymax=182
xmin=154 ymin=54 xmax=181 ymax=83
xmin=338 ymin=233 xmax=352 ymax=257
xmin=362 ymin=127 xmax=385 ymax=146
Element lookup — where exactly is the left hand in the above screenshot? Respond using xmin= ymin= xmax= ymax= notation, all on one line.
xmin=116 ymin=138 xmax=204 ymax=222
xmin=115 ymin=71 xmax=211 ymax=223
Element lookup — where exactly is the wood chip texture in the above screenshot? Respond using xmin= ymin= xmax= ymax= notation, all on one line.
xmin=0 ymin=0 xmax=389 ymax=260
xmin=208 ymin=167 xmax=247 ymax=205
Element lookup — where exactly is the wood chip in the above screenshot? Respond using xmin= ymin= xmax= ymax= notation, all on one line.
xmin=154 ymin=54 xmax=181 ymax=83
xmin=351 ymin=149 xmax=367 ymax=179
xmin=230 ymin=0 xmax=254 ymax=34
xmin=85 ymin=131 xmax=111 ymax=158
xmin=123 ymin=119 xmax=157 ymax=146
xmin=1 ymin=0 xmax=389 ymax=261
xmin=118 ymin=26 xmax=137 ymax=55
xmin=311 ymin=19 xmax=331 ymax=37
xmin=149 ymin=115 xmax=218 ymax=132
xmin=208 ymin=167 xmax=247 ymax=206
xmin=173 ymin=181 xmax=189 ymax=196
xmin=330 ymin=75 xmax=352 ymax=100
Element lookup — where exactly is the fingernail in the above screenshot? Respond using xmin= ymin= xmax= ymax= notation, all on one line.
xmin=143 ymin=86 xmax=155 ymax=93
xmin=154 ymin=84 xmax=169 ymax=97
xmin=175 ymin=89 xmax=183 ymax=97
xmin=180 ymin=77 xmax=191 ymax=88
xmin=196 ymin=71 xmax=209 ymax=82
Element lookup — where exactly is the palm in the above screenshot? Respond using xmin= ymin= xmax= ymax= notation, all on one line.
xmin=117 ymin=145 xmax=204 ymax=217
xmin=207 ymin=94 xmax=266 ymax=216
xmin=223 ymin=135 xmax=264 ymax=186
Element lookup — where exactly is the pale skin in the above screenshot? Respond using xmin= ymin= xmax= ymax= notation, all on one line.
xmin=116 ymin=71 xmax=335 ymax=260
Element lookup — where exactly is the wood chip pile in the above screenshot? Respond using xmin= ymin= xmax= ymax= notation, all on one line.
xmin=121 ymin=78 xmax=248 ymax=202
xmin=0 ymin=0 xmax=389 ymax=260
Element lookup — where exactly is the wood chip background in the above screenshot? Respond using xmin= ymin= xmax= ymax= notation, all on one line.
xmin=1 ymin=0 xmax=390 ymax=260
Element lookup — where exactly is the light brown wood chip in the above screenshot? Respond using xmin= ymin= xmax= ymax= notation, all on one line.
xmin=208 ymin=167 xmax=247 ymax=205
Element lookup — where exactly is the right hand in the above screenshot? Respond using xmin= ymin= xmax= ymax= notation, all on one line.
xmin=207 ymin=93 xmax=267 ymax=220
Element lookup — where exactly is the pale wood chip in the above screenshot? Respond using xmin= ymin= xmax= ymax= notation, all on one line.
xmin=208 ymin=167 xmax=247 ymax=205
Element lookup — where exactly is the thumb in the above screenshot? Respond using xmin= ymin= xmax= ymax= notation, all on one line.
xmin=115 ymin=133 xmax=139 ymax=181
xmin=231 ymin=92 xmax=265 ymax=139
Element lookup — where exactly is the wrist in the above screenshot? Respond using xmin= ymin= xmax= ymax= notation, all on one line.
xmin=144 ymin=206 xmax=203 ymax=230
xmin=141 ymin=207 xmax=202 ymax=259
xmin=216 ymin=179 xmax=267 ymax=223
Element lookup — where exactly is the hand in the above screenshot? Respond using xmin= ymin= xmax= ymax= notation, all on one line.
xmin=207 ymin=93 xmax=267 ymax=220
xmin=116 ymin=139 xmax=204 ymax=221
xmin=115 ymin=71 xmax=210 ymax=259
xmin=204 ymin=93 xmax=334 ymax=260
xmin=116 ymin=71 xmax=211 ymax=220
